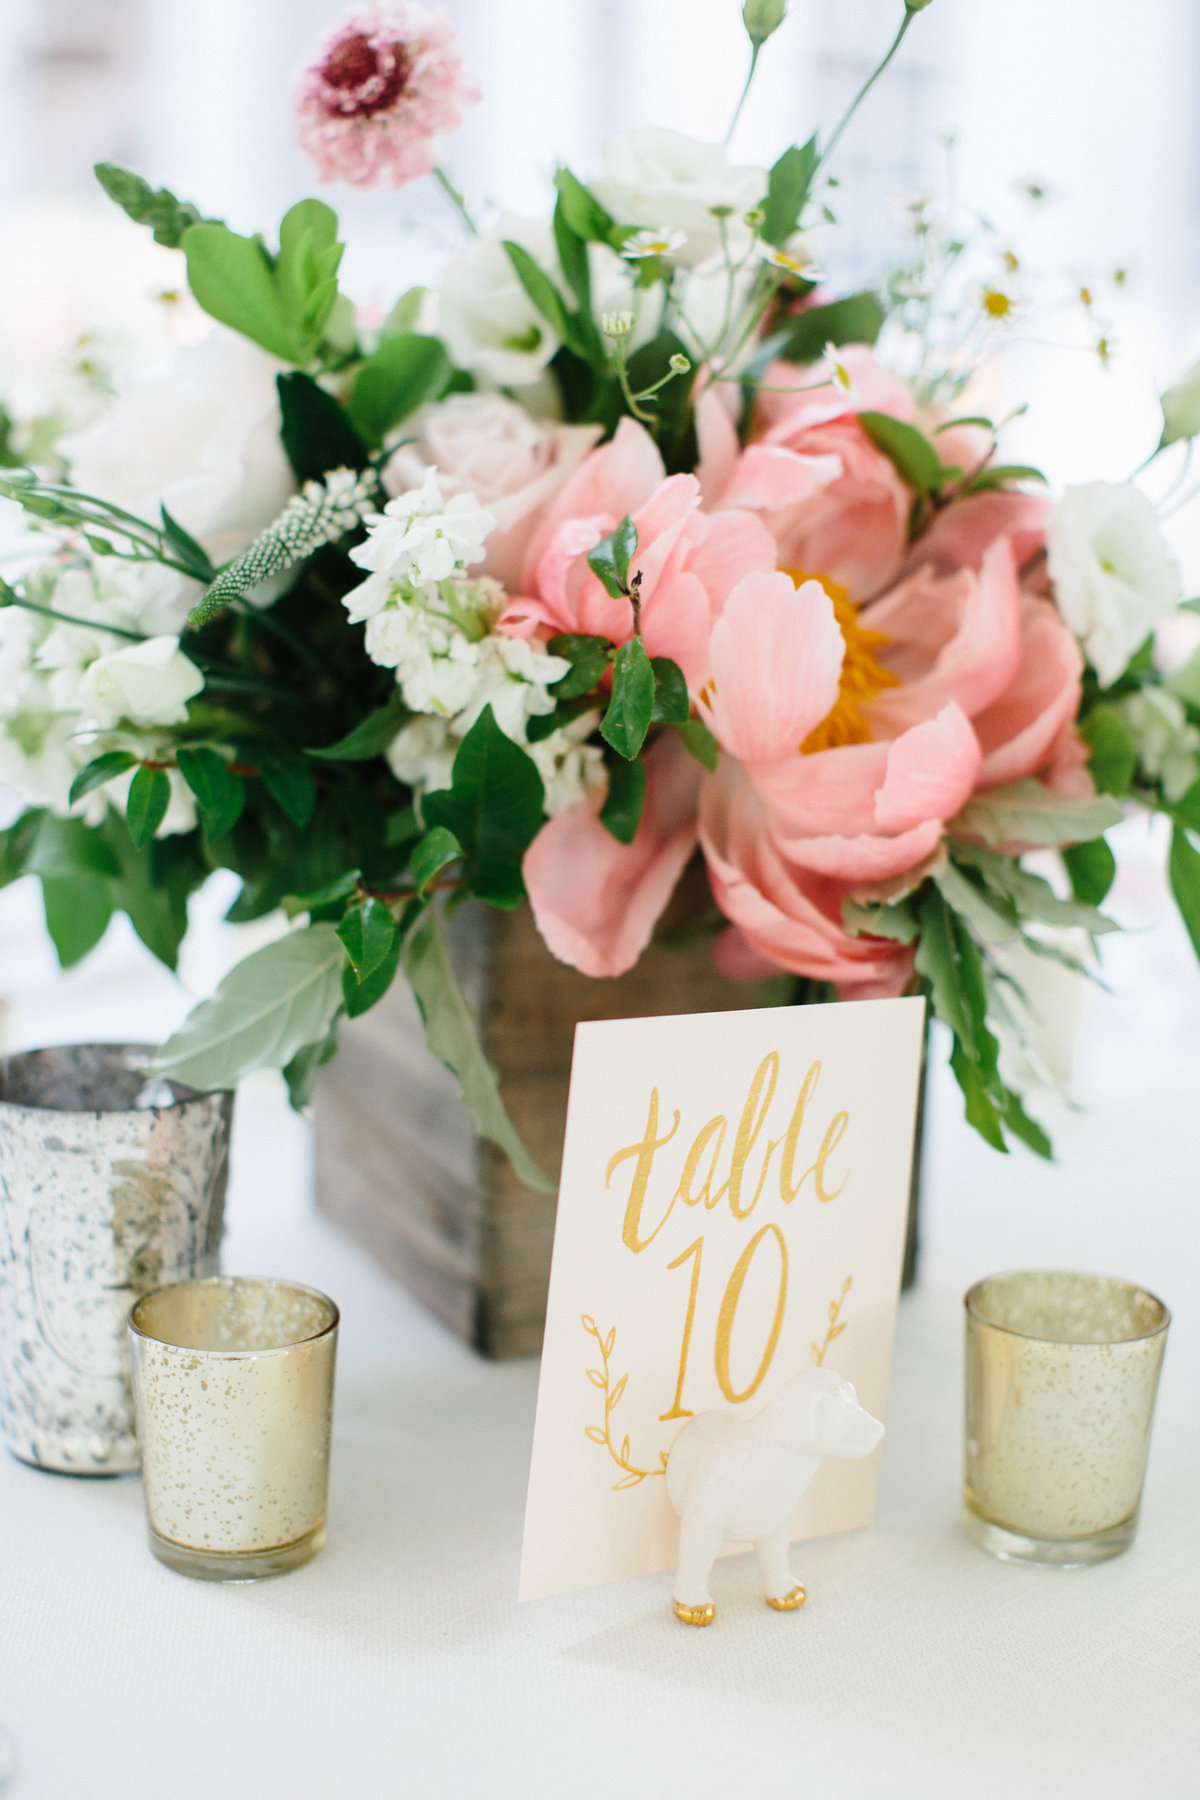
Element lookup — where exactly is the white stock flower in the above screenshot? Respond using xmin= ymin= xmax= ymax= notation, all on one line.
xmin=437 ymin=222 xmax=562 ymax=388
xmin=386 ymin=715 xmax=457 ymax=794
xmin=1048 ymin=483 xmax=1182 ymax=687
xmin=591 ymin=130 xmax=766 ymax=267
xmin=1119 ymin=688 xmax=1200 ymax=803
xmin=349 ymin=468 xmax=496 ymax=589
xmin=60 ymin=326 xmax=296 ymax=564
xmin=79 ymin=635 xmax=204 ymax=730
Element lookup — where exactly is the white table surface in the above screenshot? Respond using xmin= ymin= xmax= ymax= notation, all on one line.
xmin=0 ymin=822 xmax=1197 ymax=1800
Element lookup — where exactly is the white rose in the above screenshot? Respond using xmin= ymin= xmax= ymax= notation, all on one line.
xmin=1047 ymin=482 xmax=1182 ymax=687
xmin=591 ymin=130 xmax=767 ymax=268
xmin=383 ymin=395 xmax=600 ymax=591
xmin=60 ymin=327 xmax=296 ymax=564
xmin=79 ymin=635 xmax=204 ymax=730
xmin=437 ymin=221 xmax=562 ymax=389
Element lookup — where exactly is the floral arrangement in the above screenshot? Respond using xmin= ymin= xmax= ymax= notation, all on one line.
xmin=2 ymin=0 xmax=1199 ymax=1180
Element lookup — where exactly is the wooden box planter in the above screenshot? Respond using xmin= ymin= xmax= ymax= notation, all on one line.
xmin=314 ymin=885 xmax=924 ymax=1359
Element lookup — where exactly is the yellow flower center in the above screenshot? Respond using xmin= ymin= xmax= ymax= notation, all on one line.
xmin=787 ymin=569 xmax=899 ymax=755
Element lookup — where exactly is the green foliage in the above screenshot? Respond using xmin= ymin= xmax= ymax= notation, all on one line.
xmin=0 ymin=810 xmax=44 ymax=888
xmin=400 ymin=903 xmax=552 ymax=1192
xmin=68 ymin=751 xmax=137 ymax=807
xmin=1062 ymin=837 xmax=1117 ymax=907
xmin=1158 ymin=355 xmax=1200 ymax=450
xmin=649 ymin=656 xmax=690 ymax=725
xmin=761 ymin=138 xmax=817 ymax=247
xmin=175 ymin=747 xmax=245 ymax=841
xmin=1168 ymin=825 xmax=1200 ymax=960
xmin=586 ymin=516 xmax=638 ymax=599
xmin=625 ymin=331 xmax=696 ymax=466
xmin=422 ymin=705 xmax=546 ymax=908
xmin=99 ymin=812 xmax=194 ymax=970
xmin=337 ymin=896 xmax=397 ymax=981
xmin=341 ymin=928 xmax=402 ymax=1017
xmin=841 ymin=896 xmax=921 ymax=943
xmin=41 ymin=876 xmax=113 ymax=968
xmin=547 ymin=634 xmax=612 ymax=700
xmin=599 ymin=751 xmax=646 ymax=844
xmin=93 ymin=162 xmax=218 ymax=247
xmin=183 ymin=200 xmax=345 ymax=367
xmin=950 ymin=779 xmax=1124 ymax=849
xmin=553 ymin=169 xmax=618 ymax=246
xmin=149 ymin=923 xmax=346 ymax=1089
xmin=1079 ymin=706 xmax=1137 ymax=796
xmin=277 ymin=372 xmax=369 ymax=483
xmin=258 ymin=753 xmax=317 ymax=829
xmin=951 ymin=843 xmax=1117 ymax=935
xmin=969 ymin=463 xmax=1048 ymax=493
xmin=282 ymin=1012 xmax=342 ymax=1110
xmin=601 ymin=638 xmax=656 ymax=759
xmin=502 ymin=240 xmax=588 ymax=362
xmin=775 ymin=291 xmax=884 ymax=365
xmin=858 ymin=411 xmax=944 ymax=497
xmin=348 ymin=334 xmax=451 ymax=446
xmin=27 ymin=814 xmax=120 ymax=881
xmin=309 ymin=689 xmax=408 ymax=761
xmin=675 ymin=718 xmax=719 ymax=771
xmin=125 ymin=765 xmax=171 ymax=848
xmin=410 ymin=826 xmax=462 ymax=896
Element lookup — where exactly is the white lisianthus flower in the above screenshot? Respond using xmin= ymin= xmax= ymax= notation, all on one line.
xmin=60 ymin=327 xmax=296 ymax=564
xmin=79 ymin=635 xmax=204 ymax=730
xmin=591 ymin=130 xmax=766 ymax=268
xmin=1047 ymin=483 xmax=1182 ymax=687
xmin=437 ymin=221 xmax=561 ymax=389
xmin=349 ymin=469 xmax=496 ymax=588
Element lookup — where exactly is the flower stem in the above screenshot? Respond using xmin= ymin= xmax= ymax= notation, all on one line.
xmin=814 ymin=8 xmax=916 ymax=182
xmin=724 ymin=41 xmax=762 ymax=146
xmin=0 ymin=584 xmax=146 ymax=642
xmin=433 ymin=165 xmax=478 ymax=236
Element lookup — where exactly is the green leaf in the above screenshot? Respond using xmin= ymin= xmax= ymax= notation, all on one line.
xmin=1002 ymin=1089 xmax=1053 ymax=1160
xmin=282 ymin=1011 xmax=342 ymax=1111
xmin=258 ymin=753 xmax=317 ymax=829
xmin=1159 ymin=355 xmax=1200 ymax=449
xmin=599 ymin=752 xmax=646 ymax=844
xmin=125 ymin=765 xmax=170 ymax=848
xmin=41 ymin=875 xmax=113 ymax=969
xmin=276 ymin=199 xmax=343 ymax=356
xmin=148 ymin=923 xmax=346 ymax=1088
xmin=600 ymin=637 xmax=655 ymax=759
xmin=933 ymin=861 xmax=1021 ymax=943
xmin=411 ymin=825 xmax=462 ymax=896
xmin=950 ymin=779 xmax=1124 ymax=849
xmin=501 ymin=240 xmax=573 ymax=344
xmin=1079 ymin=706 xmax=1137 ymax=796
xmin=184 ymin=223 xmax=300 ymax=363
xmin=949 ymin=1036 xmax=1008 ymax=1153
xmin=336 ymin=896 xmax=397 ymax=980
xmin=0 ymin=810 xmax=44 ymax=888
xmin=841 ymin=896 xmax=921 ymax=944
xmin=381 ymin=287 xmax=425 ymax=338
xmin=553 ymin=191 xmax=591 ymax=312
xmin=93 ymin=162 xmax=217 ymax=247
xmin=649 ymin=656 xmax=689 ymax=724
xmin=27 ymin=814 xmax=121 ymax=880
xmin=175 ymin=746 xmax=245 ymax=840
xmin=401 ymin=904 xmax=553 ymax=1192
xmin=1166 ymin=645 xmax=1200 ymax=711
xmin=283 ymin=870 xmax=362 ymax=917
xmin=1062 ymin=837 xmax=1117 ymax=907
xmin=675 ymin=718 xmax=719 ymax=771
xmin=277 ymin=372 xmax=369 ymax=483
xmin=341 ymin=928 xmax=402 ymax=1018
xmin=68 ymin=751 xmax=137 ymax=807
xmin=587 ymin=516 xmax=638 ymax=600
xmin=761 ymin=138 xmax=818 ymax=247
xmin=969 ymin=463 xmax=1048 ymax=492
xmin=547 ymin=633 xmax=612 ymax=699
xmin=858 ymin=411 xmax=944 ymax=497
xmin=421 ymin=705 xmax=546 ymax=909
xmin=553 ymin=169 xmax=617 ymax=245
xmin=953 ymin=843 xmax=1117 ymax=934
xmin=348 ymin=333 xmax=451 ymax=447
xmin=308 ymin=689 xmax=408 ymax=761
xmin=158 ymin=505 xmax=216 ymax=582
xmin=98 ymin=812 xmax=193 ymax=970
xmin=776 ymin=290 xmax=885 ymax=365
xmin=1169 ymin=825 xmax=1200 ymax=960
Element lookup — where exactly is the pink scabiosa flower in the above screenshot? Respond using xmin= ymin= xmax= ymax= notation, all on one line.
xmin=295 ymin=6 xmax=479 ymax=191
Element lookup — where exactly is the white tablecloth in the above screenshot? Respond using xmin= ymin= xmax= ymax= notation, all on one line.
xmin=0 ymin=828 xmax=1197 ymax=1800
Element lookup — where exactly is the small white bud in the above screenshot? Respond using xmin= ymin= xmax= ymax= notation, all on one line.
xmin=668 ymin=354 xmax=691 ymax=375
xmin=742 ymin=0 xmax=787 ymax=46
xmin=601 ymin=311 xmax=634 ymax=339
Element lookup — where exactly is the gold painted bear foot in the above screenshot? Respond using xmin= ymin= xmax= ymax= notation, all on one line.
xmin=765 ymin=1585 xmax=807 ymax=1611
xmin=673 ymin=1600 xmax=716 ymax=1627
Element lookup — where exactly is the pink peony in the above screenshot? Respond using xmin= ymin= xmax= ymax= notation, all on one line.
xmin=498 ymin=418 xmax=777 ymax=693
xmin=295 ymin=6 xmax=478 ymax=191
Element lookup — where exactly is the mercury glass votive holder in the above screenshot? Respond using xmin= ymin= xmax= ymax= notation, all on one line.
xmin=964 ymin=1270 xmax=1169 ymax=1567
xmin=129 ymin=1276 xmax=338 ymax=1581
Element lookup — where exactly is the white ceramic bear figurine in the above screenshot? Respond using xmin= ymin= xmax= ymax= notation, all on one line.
xmin=665 ymin=1367 xmax=885 ymax=1626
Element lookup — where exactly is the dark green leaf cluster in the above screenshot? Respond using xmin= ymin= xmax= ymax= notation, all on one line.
xmin=93 ymin=163 xmax=220 ymax=247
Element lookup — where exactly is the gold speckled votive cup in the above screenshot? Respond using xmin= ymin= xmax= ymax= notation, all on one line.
xmin=964 ymin=1271 xmax=1168 ymax=1567
xmin=129 ymin=1277 xmax=338 ymax=1581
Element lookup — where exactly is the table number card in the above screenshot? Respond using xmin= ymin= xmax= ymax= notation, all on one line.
xmin=519 ymin=996 xmax=926 ymax=1602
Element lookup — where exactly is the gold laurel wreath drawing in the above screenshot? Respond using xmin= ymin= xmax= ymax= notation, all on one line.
xmin=810 ymin=1275 xmax=852 ymax=1366
xmin=581 ymin=1315 xmax=667 ymax=1491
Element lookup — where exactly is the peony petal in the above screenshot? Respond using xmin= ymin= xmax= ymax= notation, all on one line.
xmin=748 ymin=741 xmax=890 ymax=838
xmin=719 ymin=443 xmax=843 ymax=513
xmin=683 ymin=510 xmax=777 ymax=624
xmin=772 ymin=817 xmax=945 ymax=882
xmin=974 ymin=600 xmax=1084 ymax=789
xmin=705 ymin=572 xmax=845 ymax=762
xmin=518 ymin=418 xmax=665 ymax=592
xmin=910 ymin=489 xmax=1050 ymax=578
xmin=873 ymin=703 xmax=982 ymax=833
xmin=523 ymin=734 xmax=699 ymax=978
xmin=695 ymin=381 xmax=741 ymax=505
